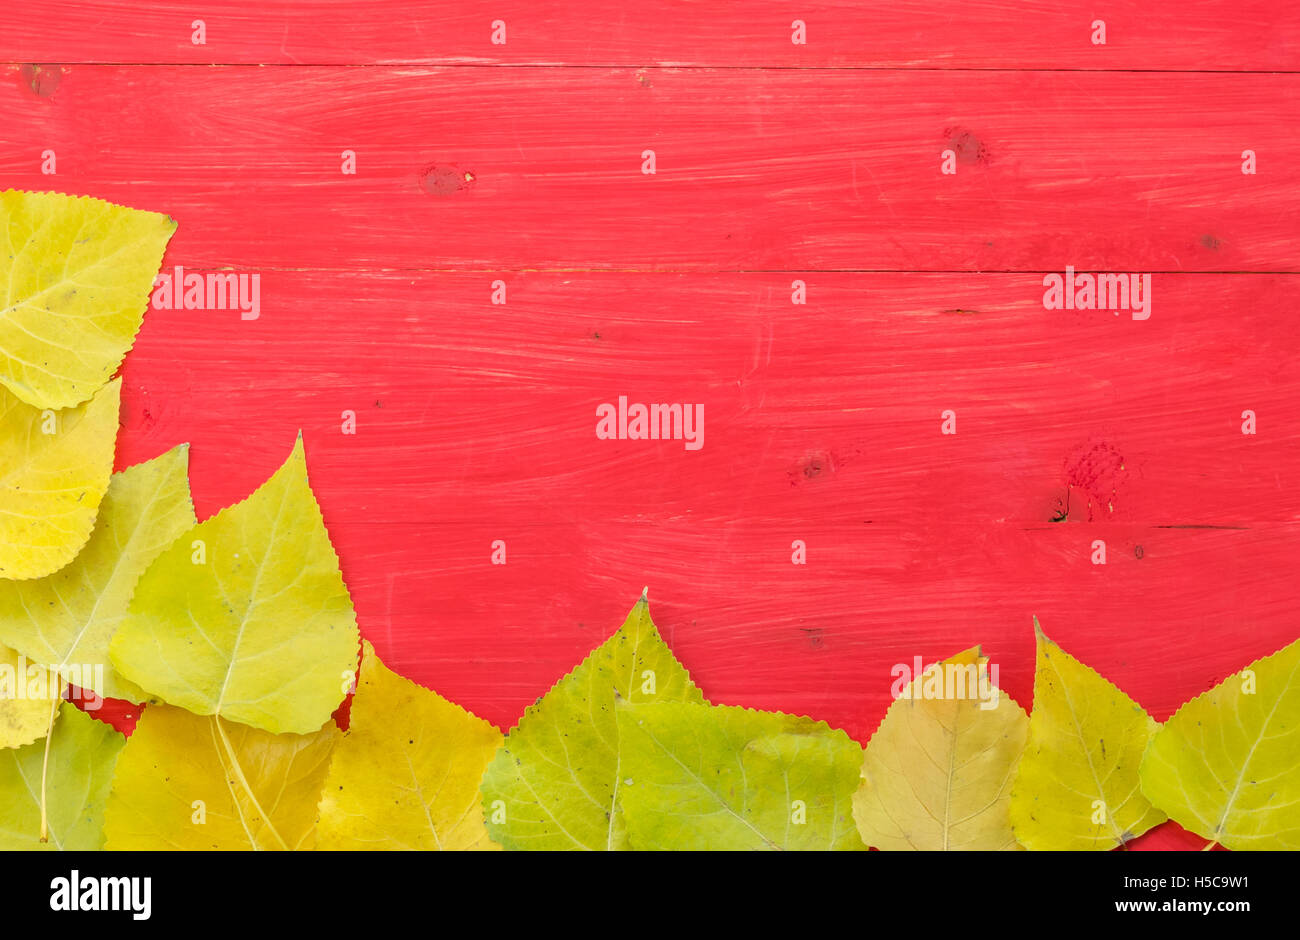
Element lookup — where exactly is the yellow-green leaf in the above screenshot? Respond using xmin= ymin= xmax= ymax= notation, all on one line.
xmin=0 ymin=445 xmax=194 ymax=702
xmin=317 ymin=640 xmax=501 ymax=850
xmin=616 ymin=701 xmax=867 ymax=850
xmin=104 ymin=704 xmax=337 ymax=850
xmin=0 ymin=703 xmax=124 ymax=849
xmin=0 ymin=190 xmax=175 ymax=410
xmin=480 ymin=593 xmax=702 ymax=850
xmin=0 ymin=641 xmax=61 ymax=749
xmin=853 ymin=646 xmax=1028 ymax=850
xmin=1140 ymin=636 xmax=1300 ymax=850
xmin=1009 ymin=621 xmax=1165 ymax=850
xmin=0 ymin=379 xmax=119 ymax=580
xmin=109 ymin=435 xmax=358 ymax=733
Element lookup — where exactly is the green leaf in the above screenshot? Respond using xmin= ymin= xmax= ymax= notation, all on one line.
xmin=104 ymin=704 xmax=337 ymax=850
xmin=480 ymin=593 xmax=702 ymax=850
xmin=1140 ymin=636 xmax=1300 ymax=850
xmin=616 ymin=701 xmax=867 ymax=850
xmin=0 ymin=379 xmax=120 ymax=581
xmin=0 ymin=641 xmax=61 ymax=749
xmin=0 ymin=445 xmax=194 ymax=701
xmin=0 ymin=703 xmax=124 ymax=849
xmin=1009 ymin=620 xmax=1165 ymax=850
xmin=317 ymin=640 xmax=502 ymax=850
xmin=109 ymin=435 xmax=358 ymax=733
xmin=0 ymin=190 xmax=175 ymax=410
xmin=853 ymin=646 xmax=1028 ymax=850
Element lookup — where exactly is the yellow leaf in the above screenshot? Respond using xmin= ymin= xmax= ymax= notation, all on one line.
xmin=1140 ymin=636 xmax=1300 ymax=850
xmin=1009 ymin=621 xmax=1165 ymax=850
xmin=104 ymin=704 xmax=337 ymax=850
xmin=0 ymin=445 xmax=194 ymax=701
xmin=617 ymin=702 xmax=866 ymax=850
xmin=109 ymin=435 xmax=359 ymax=733
xmin=0 ymin=703 xmax=123 ymax=849
xmin=0 ymin=379 xmax=119 ymax=580
xmin=479 ymin=593 xmax=703 ymax=850
xmin=853 ymin=646 xmax=1028 ymax=850
xmin=0 ymin=641 xmax=61 ymax=749
xmin=317 ymin=640 xmax=502 ymax=850
xmin=0 ymin=190 xmax=175 ymax=410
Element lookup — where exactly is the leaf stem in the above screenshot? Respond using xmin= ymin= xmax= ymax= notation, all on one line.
xmin=37 ymin=686 xmax=64 ymax=843
xmin=212 ymin=715 xmax=290 ymax=850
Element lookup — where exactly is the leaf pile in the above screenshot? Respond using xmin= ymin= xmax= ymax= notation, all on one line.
xmin=2 ymin=190 xmax=1297 ymax=851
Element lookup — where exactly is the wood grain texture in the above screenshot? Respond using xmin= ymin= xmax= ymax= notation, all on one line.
xmin=2 ymin=1 xmax=1296 ymax=69
xmin=1 ymin=66 xmax=1296 ymax=271
xmin=5 ymin=3 xmax=1298 ymax=853
xmin=112 ymin=271 xmax=1299 ymax=529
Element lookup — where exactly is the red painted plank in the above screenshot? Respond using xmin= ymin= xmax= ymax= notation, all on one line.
xmin=117 ymin=271 xmax=1299 ymax=529
xmin=2 ymin=1 xmax=1297 ymax=70
xmin=2 ymin=66 xmax=1296 ymax=271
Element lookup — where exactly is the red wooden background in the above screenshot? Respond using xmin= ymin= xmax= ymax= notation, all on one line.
xmin=4 ymin=2 xmax=1298 ymax=850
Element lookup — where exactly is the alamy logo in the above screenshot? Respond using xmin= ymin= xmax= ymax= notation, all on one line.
xmin=1042 ymin=266 xmax=1151 ymax=320
xmin=890 ymin=656 xmax=1001 ymax=710
xmin=151 ymin=265 xmax=261 ymax=320
xmin=596 ymin=395 xmax=703 ymax=450
xmin=0 ymin=655 xmax=103 ymax=710
xmin=50 ymin=871 xmax=151 ymax=920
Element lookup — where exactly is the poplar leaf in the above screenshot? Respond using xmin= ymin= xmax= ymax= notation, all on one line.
xmin=317 ymin=640 xmax=502 ymax=850
xmin=1009 ymin=621 xmax=1165 ymax=850
xmin=0 ymin=190 xmax=175 ymax=410
xmin=0 ymin=379 xmax=119 ymax=580
xmin=0 ymin=641 xmax=60 ymax=749
xmin=104 ymin=704 xmax=337 ymax=850
xmin=0 ymin=703 xmax=124 ymax=849
xmin=853 ymin=646 xmax=1028 ymax=850
xmin=109 ymin=435 xmax=358 ymax=733
xmin=615 ymin=701 xmax=867 ymax=850
xmin=480 ymin=593 xmax=702 ymax=850
xmin=0 ymin=445 xmax=194 ymax=701
xmin=1139 ymin=636 xmax=1300 ymax=850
